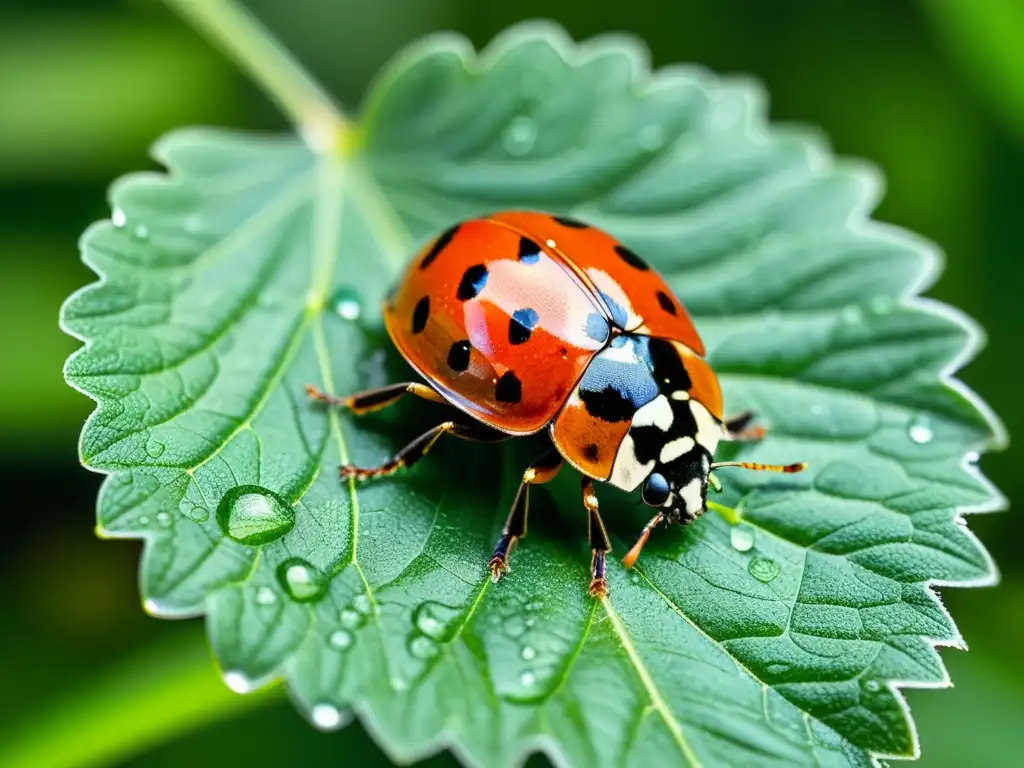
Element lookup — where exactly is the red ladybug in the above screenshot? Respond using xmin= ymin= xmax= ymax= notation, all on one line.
xmin=308 ymin=211 xmax=805 ymax=597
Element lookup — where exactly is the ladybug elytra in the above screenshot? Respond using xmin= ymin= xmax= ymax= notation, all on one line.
xmin=307 ymin=211 xmax=805 ymax=597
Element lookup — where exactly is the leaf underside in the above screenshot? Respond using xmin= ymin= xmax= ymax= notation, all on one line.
xmin=61 ymin=22 xmax=1004 ymax=768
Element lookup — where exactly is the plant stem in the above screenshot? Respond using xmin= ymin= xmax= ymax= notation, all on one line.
xmin=163 ymin=0 xmax=350 ymax=153
xmin=707 ymin=499 xmax=741 ymax=525
xmin=0 ymin=630 xmax=281 ymax=768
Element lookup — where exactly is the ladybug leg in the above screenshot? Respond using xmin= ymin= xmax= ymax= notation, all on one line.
xmin=488 ymin=447 xmax=564 ymax=583
xmin=722 ymin=410 xmax=766 ymax=442
xmin=582 ymin=477 xmax=612 ymax=599
xmin=339 ymin=419 xmax=503 ymax=481
xmin=306 ymin=381 xmax=445 ymax=416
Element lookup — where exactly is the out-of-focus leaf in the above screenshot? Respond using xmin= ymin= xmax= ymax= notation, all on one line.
xmin=62 ymin=21 xmax=1004 ymax=767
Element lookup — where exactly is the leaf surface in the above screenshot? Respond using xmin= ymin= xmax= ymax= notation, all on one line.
xmin=62 ymin=22 xmax=1004 ymax=767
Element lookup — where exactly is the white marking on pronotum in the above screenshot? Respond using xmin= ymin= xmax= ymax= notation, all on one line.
xmin=660 ymin=436 xmax=695 ymax=464
xmin=609 ymin=434 xmax=654 ymax=491
xmin=670 ymin=390 xmax=690 ymax=401
xmin=691 ymin=401 xmax=722 ymax=453
xmin=632 ymin=395 xmax=673 ymax=431
xmin=678 ymin=477 xmax=703 ymax=515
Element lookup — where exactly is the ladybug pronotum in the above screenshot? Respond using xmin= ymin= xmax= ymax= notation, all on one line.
xmin=307 ymin=211 xmax=805 ymax=597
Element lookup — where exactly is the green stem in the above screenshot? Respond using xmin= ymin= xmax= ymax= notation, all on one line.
xmin=163 ymin=0 xmax=350 ymax=152
xmin=0 ymin=630 xmax=281 ymax=768
xmin=707 ymin=499 xmax=741 ymax=525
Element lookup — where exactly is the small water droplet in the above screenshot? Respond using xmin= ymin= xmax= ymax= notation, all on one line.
xmin=413 ymin=601 xmax=461 ymax=641
xmin=870 ymin=295 xmax=894 ymax=313
xmin=503 ymin=115 xmax=537 ymax=156
xmin=111 ymin=207 xmax=127 ymax=228
xmin=525 ymin=617 xmax=536 ymax=628
xmin=637 ymin=124 xmax=665 ymax=150
xmin=223 ymin=670 xmax=256 ymax=693
xmin=184 ymin=214 xmax=202 ymax=234
xmin=329 ymin=286 xmax=361 ymax=321
xmin=138 ymin=516 xmax=151 ymax=527
xmin=748 ymin=557 xmax=780 ymax=583
xmin=353 ymin=594 xmax=372 ymax=615
xmin=840 ymin=306 xmax=862 ymax=324
xmin=277 ymin=558 xmax=328 ymax=602
xmin=766 ymin=662 xmax=790 ymax=677
xmin=339 ymin=609 xmax=364 ymax=630
xmin=629 ymin=572 xmax=640 ymax=585
xmin=521 ymin=645 xmax=537 ymax=661
xmin=311 ymin=703 xmax=344 ymax=730
xmin=118 ymin=472 xmax=134 ymax=485
xmin=519 ymin=671 xmax=536 ymax=688
xmin=409 ymin=634 xmax=440 ymax=660
xmin=810 ymin=404 xmax=825 ymax=416
xmin=730 ymin=525 xmax=755 ymax=552
xmin=504 ymin=615 xmax=527 ymax=639
xmin=216 ymin=485 xmax=295 ymax=545
xmin=862 ymin=679 xmax=881 ymax=693
xmin=145 ymin=439 xmax=165 ymax=458
xmin=156 ymin=511 xmax=172 ymax=528
xmin=255 ymin=586 xmax=277 ymax=606
xmin=391 ymin=676 xmax=408 ymax=691
xmin=133 ymin=223 xmax=149 ymax=240
xmin=329 ymin=629 xmax=353 ymax=650
xmin=525 ymin=601 xmax=543 ymax=612
xmin=908 ymin=416 xmax=933 ymax=445
xmin=189 ymin=505 xmax=210 ymax=522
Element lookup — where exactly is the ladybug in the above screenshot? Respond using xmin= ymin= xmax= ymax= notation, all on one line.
xmin=307 ymin=211 xmax=805 ymax=597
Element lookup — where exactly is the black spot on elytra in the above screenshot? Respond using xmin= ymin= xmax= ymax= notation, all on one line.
xmin=495 ymin=371 xmax=522 ymax=403
xmin=579 ymin=385 xmax=635 ymax=423
xmin=411 ymin=296 xmax=429 ymax=334
xmin=657 ymin=290 xmax=677 ymax=316
xmin=583 ymin=443 xmax=600 ymax=461
xmin=509 ymin=307 xmax=539 ymax=345
xmin=554 ymin=216 xmax=589 ymax=229
xmin=614 ymin=244 xmax=650 ymax=271
xmin=447 ymin=340 xmax=471 ymax=371
xmin=419 ymin=225 xmax=459 ymax=269
xmin=585 ymin=312 xmax=610 ymax=343
xmin=457 ymin=264 xmax=489 ymax=300
xmin=517 ymin=237 xmax=542 ymax=264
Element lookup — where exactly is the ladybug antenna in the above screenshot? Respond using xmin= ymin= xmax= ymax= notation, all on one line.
xmin=622 ymin=512 xmax=665 ymax=569
xmin=709 ymin=461 xmax=807 ymax=474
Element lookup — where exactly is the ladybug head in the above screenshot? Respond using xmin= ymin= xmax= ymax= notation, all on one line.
xmin=621 ymin=450 xmax=711 ymax=569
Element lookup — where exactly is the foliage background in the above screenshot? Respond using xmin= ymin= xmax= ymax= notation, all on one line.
xmin=0 ymin=0 xmax=1019 ymax=765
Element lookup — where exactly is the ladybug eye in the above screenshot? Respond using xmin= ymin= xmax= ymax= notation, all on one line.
xmin=642 ymin=473 xmax=671 ymax=507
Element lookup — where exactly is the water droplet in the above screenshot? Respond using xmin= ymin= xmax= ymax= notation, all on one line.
xmin=840 ymin=306 xmax=862 ymax=324
xmin=629 ymin=572 xmax=640 ymax=585
xmin=525 ymin=600 xmax=543 ymax=612
xmin=111 ymin=207 xmax=127 ymax=228
xmin=189 ymin=505 xmax=209 ymax=522
xmin=339 ymin=609 xmax=364 ymax=630
xmin=311 ymin=703 xmax=344 ymax=730
xmin=329 ymin=629 xmax=353 ymax=650
xmin=748 ymin=557 xmax=780 ymax=583
xmin=908 ymin=416 xmax=933 ymax=444
xmin=413 ymin=601 xmax=460 ymax=641
xmin=870 ymin=295 xmax=894 ymax=313
xmin=138 ymin=516 xmax=151 ymax=527
xmin=255 ymin=586 xmax=277 ymax=606
xmin=223 ymin=670 xmax=256 ymax=693
xmin=390 ymin=676 xmax=408 ymax=691
xmin=810 ymin=404 xmax=825 ymax=416
xmin=118 ymin=472 xmax=134 ymax=485
xmin=521 ymin=645 xmax=537 ymax=661
xmin=216 ymin=485 xmax=295 ymax=545
xmin=637 ymin=124 xmax=665 ymax=151
xmin=133 ymin=223 xmax=149 ymax=240
xmin=156 ymin=511 xmax=172 ymax=528
xmin=329 ymin=286 xmax=361 ymax=321
xmin=145 ymin=439 xmax=165 ymax=458
xmin=766 ymin=662 xmax=790 ymax=677
xmin=862 ymin=679 xmax=881 ymax=693
xmin=277 ymin=558 xmax=328 ymax=602
xmin=525 ymin=617 xmax=536 ymax=629
xmin=503 ymin=115 xmax=537 ymax=156
xmin=353 ymin=594 xmax=372 ymax=615
xmin=409 ymin=634 xmax=440 ymax=660
xmin=730 ymin=525 xmax=755 ymax=552
xmin=184 ymin=214 xmax=202 ymax=234
xmin=519 ymin=671 xmax=536 ymax=688
xmin=504 ymin=615 xmax=527 ymax=639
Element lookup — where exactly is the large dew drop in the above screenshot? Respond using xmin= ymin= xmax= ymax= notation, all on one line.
xmin=748 ymin=557 xmax=780 ymax=583
xmin=412 ymin=601 xmax=461 ymax=641
xmin=277 ymin=558 xmax=328 ymax=602
xmin=729 ymin=525 xmax=755 ymax=552
xmin=216 ymin=485 xmax=295 ymax=545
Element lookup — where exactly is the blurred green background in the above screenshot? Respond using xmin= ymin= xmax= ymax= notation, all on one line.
xmin=0 ymin=0 xmax=1020 ymax=765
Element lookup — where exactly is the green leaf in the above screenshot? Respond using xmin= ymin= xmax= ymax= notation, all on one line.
xmin=61 ymin=21 xmax=1005 ymax=767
